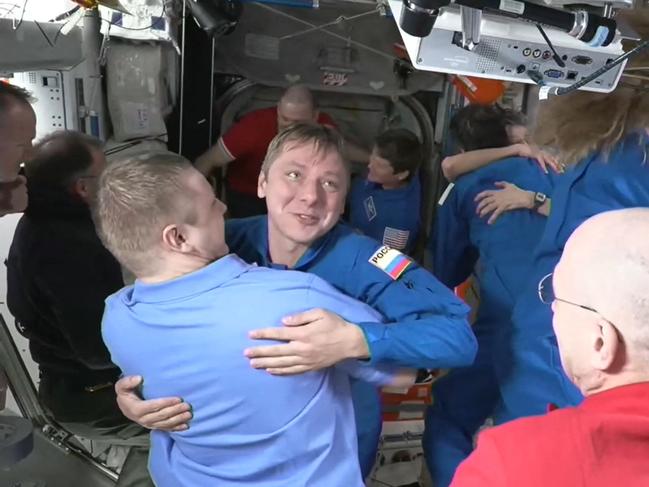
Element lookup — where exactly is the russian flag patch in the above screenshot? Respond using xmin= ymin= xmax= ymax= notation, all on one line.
xmin=368 ymin=245 xmax=412 ymax=280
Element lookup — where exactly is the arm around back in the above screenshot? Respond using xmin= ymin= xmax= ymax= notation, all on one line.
xmin=304 ymin=273 xmax=417 ymax=386
xmin=441 ymin=145 xmax=520 ymax=182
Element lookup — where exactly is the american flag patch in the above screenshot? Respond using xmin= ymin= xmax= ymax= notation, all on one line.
xmin=383 ymin=227 xmax=410 ymax=250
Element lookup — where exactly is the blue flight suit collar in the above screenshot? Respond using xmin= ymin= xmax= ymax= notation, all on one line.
xmin=256 ymin=215 xmax=337 ymax=271
xmin=128 ymin=254 xmax=250 ymax=304
xmin=293 ymin=228 xmax=333 ymax=270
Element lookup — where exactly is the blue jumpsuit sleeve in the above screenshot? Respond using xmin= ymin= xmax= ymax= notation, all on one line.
xmin=304 ymin=273 xmax=399 ymax=385
xmin=350 ymin=239 xmax=477 ymax=369
xmin=431 ymin=184 xmax=479 ymax=288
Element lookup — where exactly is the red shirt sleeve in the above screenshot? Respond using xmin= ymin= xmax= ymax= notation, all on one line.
xmin=221 ymin=110 xmax=266 ymax=160
xmin=318 ymin=112 xmax=337 ymax=129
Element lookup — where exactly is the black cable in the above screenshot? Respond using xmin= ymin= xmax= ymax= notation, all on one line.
xmin=52 ymin=19 xmax=68 ymax=45
xmin=104 ymin=134 xmax=168 ymax=156
xmin=5 ymin=1 xmax=77 ymax=46
xmin=12 ymin=0 xmax=27 ymax=30
xmin=536 ymin=24 xmax=565 ymax=68
xmin=104 ymin=141 xmax=143 ymax=156
xmin=49 ymin=5 xmax=80 ymax=22
xmin=45 ymin=4 xmax=80 ymax=46
xmin=33 ymin=19 xmax=54 ymax=47
xmin=552 ymin=37 xmax=649 ymax=96
xmin=526 ymin=69 xmax=545 ymax=86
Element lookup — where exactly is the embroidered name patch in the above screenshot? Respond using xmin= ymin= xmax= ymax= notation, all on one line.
xmin=368 ymin=245 xmax=412 ymax=280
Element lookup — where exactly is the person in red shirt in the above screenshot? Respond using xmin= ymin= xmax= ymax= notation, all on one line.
xmin=451 ymin=207 xmax=649 ymax=487
xmin=195 ymin=85 xmax=337 ymax=218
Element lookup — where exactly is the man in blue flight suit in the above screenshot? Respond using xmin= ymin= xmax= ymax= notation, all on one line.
xmin=425 ymin=104 xmax=558 ymax=487
xmin=114 ymin=123 xmax=476 ymax=478
xmin=348 ymin=129 xmax=422 ymax=254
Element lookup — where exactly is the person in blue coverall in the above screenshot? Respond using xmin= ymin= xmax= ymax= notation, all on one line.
xmin=113 ymin=123 xmax=476 ymax=478
xmin=460 ymin=14 xmax=649 ymax=424
xmin=349 ymin=129 xmax=422 ymax=253
xmin=424 ymin=104 xmax=559 ymax=487
xmin=95 ymin=153 xmax=415 ymax=487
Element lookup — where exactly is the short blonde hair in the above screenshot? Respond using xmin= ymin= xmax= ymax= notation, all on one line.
xmin=93 ymin=152 xmax=196 ymax=276
xmin=261 ymin=122 xmax=348 ymax=176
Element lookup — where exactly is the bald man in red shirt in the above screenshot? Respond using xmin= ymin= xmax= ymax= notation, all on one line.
xmin=451 ymin=208 xmax=649 ymax=487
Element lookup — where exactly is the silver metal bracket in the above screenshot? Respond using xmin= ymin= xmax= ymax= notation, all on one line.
xmin=460 ymin=5 xmax=482 ymax=51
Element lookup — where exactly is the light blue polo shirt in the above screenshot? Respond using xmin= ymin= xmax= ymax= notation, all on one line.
xmin=102 ymin=254 xmax=395 ymax=487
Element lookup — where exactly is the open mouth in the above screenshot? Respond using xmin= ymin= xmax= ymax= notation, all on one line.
xmin=294 ymin=213 xmax=319 ymax=225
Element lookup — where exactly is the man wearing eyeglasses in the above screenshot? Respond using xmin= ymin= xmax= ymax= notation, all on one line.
xmin=450 ymin=208 xmax=649 ymax=487
xmin=6 ymin=130 xmax=153 ymax=486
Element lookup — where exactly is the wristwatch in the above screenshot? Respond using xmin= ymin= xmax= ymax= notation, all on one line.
xmin=533 ymin=192 xmax=547 ymax=210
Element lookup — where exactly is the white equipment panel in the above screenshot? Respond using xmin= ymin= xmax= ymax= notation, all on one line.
xmin=388 ymin=3 xmax=626 ymax=93
xmin=9 ymin=70 xmax=80 ymax=138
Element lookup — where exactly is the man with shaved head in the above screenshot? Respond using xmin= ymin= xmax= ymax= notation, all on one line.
xmin=450 ymin=208 xmax=649 ymax=487
xmin=6 ymin=130 xmax=153 ymax=486
xmin=196 ymin=84 xmax=337 ymax=217
xmin=0 ymin=81 xmax=36 ymax=215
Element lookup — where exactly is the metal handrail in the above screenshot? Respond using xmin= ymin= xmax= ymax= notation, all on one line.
xmin=0 ymin=313 xmax=49 ymax=426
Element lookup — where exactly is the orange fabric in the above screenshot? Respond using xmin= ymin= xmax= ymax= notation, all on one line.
xmin=381 ymin=383 xmax=433 ymax=421
xmin=454 ymin=280 xmax=471 ymax=302
xmin=71 ymin=0 xmax=98 ymax=8
xmin=451 ymin=75 xmax=506 ymax=105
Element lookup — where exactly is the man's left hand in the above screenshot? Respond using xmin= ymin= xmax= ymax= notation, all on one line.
xmin=244 ymin=308 xmax=370 ymax=375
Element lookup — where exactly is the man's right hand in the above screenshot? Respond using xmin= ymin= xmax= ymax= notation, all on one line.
xmin=115 ymin=375 xmax=192 ymax=432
